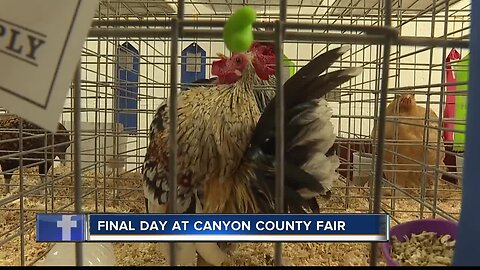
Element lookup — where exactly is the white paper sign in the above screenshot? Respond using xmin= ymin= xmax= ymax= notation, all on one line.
xmin=0 ymin=0 xmax=99 ymax=132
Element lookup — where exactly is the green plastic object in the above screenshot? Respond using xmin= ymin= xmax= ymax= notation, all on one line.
xmin=223 ymin=7 xmax=256 ymax=53
xmin=283 ymin=55 xmax=296 ymax=77
xmin=452 ymin=53 xmax=470 ymax=152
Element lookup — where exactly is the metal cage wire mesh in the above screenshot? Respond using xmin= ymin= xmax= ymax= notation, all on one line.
xmin=0 ymin=0 xmax=471 ymax=266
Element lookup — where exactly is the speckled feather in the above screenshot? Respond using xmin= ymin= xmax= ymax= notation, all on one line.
xmin=0 ymin=115 xmax=70 ymax=162
xmin=148 ymin=77 xmax=219 ymax=141
xmin=143 ymin=46 xmax=363 ymax=266
xmin=143 ymin=61 xmax=265 ymax=214
xmin=144 ymin=46 xmax=360 ymax=216
xmin=0 ymin=114 xmax=71 ymax=190
xmin=144 ymin=47 xmax=361 ymax=217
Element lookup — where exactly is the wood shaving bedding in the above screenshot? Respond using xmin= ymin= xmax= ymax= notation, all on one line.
xmin=0 ymin=168 xmax=462 ymax=266
xmin=391 ymin=232 xmax=455 ymax=266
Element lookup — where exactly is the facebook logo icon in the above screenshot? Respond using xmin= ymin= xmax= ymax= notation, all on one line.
xmin=36 ymin=214 xmax=85 ymax=242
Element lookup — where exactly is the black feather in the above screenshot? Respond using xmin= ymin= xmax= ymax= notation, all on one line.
xmin=249 ymin=172 xmax=275 ymax=213
xmin=285 ymin=101 xmax=318 ymax=125
xmin=245 ymin=46 xmax=362 ymax=214
xmin=284 ymin=46 xmax=352 ymax=92
xmin=307 ymin=198 xmax=320 ymax=213
xmin=252 ymin=69 xmax=360 ymax=148
xmin=301 ymin=69 xmax=360 ymax=102
xmin=250 ymin=45 xmax=354 ymax=148
xmin=181 ymin=77 xmax=217 ymax=90
xmin=247 ymin=147 xmax=325 ymax=213
xmin=256 ymin=101 xmax=318 ymax=156
xmin=253 ymin=86 xmax=275 ymax=113
xmin=283 ymin=187 xmax=309 ymax=213
xmin=282 ymin=160 xmax=325 ymax=194
xmin=286 ymin=142 xmax=320 ymax=166
xmin=251 ymin=166 xmax=314 ymax=214
xmin=325 ymin=144 xmax=336 ymax=157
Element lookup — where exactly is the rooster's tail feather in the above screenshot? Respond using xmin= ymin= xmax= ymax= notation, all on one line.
xmin=242 ymin=45 xmax=362 ymax=214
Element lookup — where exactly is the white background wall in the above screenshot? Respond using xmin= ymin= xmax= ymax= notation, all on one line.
xmin=61 ymin=0 xmax=471 ymax=172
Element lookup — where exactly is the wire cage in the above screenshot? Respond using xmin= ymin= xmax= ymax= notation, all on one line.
xmin=0 ymin=0 xmax=471 ymax=266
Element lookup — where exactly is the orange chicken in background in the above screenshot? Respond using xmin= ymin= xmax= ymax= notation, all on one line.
xmin=371 ymin=92 xmax=448 ymax=197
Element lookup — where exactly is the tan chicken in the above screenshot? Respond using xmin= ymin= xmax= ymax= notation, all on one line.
xmin=371 ymin=92 xmax=448 ymax=197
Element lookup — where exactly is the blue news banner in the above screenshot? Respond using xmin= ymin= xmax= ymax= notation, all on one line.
xmin=36 ymin=213 xmax=389 ymax=242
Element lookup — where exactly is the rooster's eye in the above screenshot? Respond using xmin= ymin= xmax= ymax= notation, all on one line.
xmin=235 ymin=57 xmax=241 ymax=64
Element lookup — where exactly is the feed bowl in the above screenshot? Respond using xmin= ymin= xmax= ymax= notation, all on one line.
xmin=380 ymin=218 xmax=458 ymax=266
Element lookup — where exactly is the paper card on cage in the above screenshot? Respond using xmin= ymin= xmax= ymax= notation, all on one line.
xmin=0 ymin=0 xmax=99 ymax=132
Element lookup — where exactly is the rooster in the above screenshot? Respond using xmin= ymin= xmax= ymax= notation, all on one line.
xmin=149 ymin=47 xmax=277 ymax=143
xmin=149 ymin=77 xmax=218 ymax=141
xmin=0 ymin=114 xmax=71 ymax=193
xmin=143 ymin=44 xmax=361 ymax=266
xmin=371 ymin=92 xmax=448 ymax=197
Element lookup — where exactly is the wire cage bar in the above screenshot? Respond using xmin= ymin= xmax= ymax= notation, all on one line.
xmin=73 ymin=64 xmax=84 ymax=267
xmin=274 ymin=1 xmax=287 ymax=266
xmin=368 ymin=0 xmax=392 ymax=266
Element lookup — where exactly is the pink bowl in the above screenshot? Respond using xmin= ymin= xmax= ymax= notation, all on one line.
xmin=380 ymin=218 xmax=458 ymax=266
